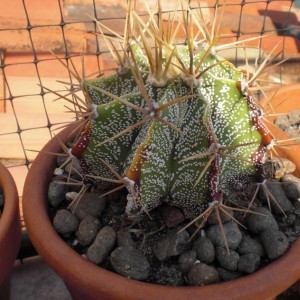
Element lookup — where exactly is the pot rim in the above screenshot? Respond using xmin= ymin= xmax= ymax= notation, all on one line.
xmin=23 ymin=122 xmax=300 ymax=300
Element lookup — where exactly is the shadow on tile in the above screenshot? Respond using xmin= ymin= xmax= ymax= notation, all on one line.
xmin=11 ymin=256 xmax=72 ymax=300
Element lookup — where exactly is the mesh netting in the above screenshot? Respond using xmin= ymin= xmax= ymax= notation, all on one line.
xmin=0 ymin=0 xmax=299 ymax=205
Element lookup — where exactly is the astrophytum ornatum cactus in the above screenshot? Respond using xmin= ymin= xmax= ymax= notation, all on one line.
xmin=68 ymin=2 xmax=276 ymax=219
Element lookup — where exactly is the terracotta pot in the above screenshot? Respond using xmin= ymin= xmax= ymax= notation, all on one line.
xmin=0 ymin=163 xmax=22 ymax=299
xmin=23 ymin=114 xmax=300 ymax=300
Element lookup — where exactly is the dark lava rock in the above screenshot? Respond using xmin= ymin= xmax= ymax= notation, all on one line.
xmin=215 ymin=247 xmax=240 ymax=271
xmin=206 ymin=221 xmax=242 ymax=250
xmin=193 ymin=236 xmax=215 ymax=264
xmin=260 ymin=229 xmax=289 ymax=259
xmin=158 ymin=204 xmax=185 ymax=228
xmin=282 ymin=174 xmax=300 ymax=201
xmin=69 ymin=192 xmax=107 ymax=221
xmin=110 ymin=246 xmax=150 ymax=280
xmin=238 ymin=235 xmax=265 ymax=257
xmin=178 ymin=250 xmax=197 ymax=273
xmin=238 ymin=253 xmax=261 ymax=274
xmin=217 ymin=267 xmax=242 ymax=281
xmin=48 ymin=180 xmax=68 ymax=207
xmin=153 ymin=228 xmax=190 ymax=261
xmin=246 ymin=207 xmax=279 ymax=234
xmin=207 ymin=208 xmax=233 ymax=225
xmin=87 ymin=226 xmax=116 ymax=264
xmin=258 ymin=181 xmax=293 ymax=214
xmin=65 ymin=191 xmax=78 ymax=202
xmin=76 ymin=215 xmax=101 ymax=246
xmin=117 ymin=230 xmax=136 ymax=248
xmin=65 ymin=159 xmax=81 ymax=175
xmin=53 ymin=209 xmax=79 ymax=234
xmin=187 ymin=262 xmax=219 ymax=286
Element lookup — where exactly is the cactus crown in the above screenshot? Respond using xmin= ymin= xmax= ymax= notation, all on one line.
xmin=54 ymin=1 xmax=284 ymax=223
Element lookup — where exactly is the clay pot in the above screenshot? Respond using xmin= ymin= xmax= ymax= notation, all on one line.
xmin=23 ymin=113 xmax=300 ymax=300
xmin=0 ymin=163 xmax=22 ymax=299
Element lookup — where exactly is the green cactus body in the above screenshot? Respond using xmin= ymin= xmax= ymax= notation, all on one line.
xmin=70 ymin=11 xmax=273 ymax=218
xmin=84 ymin=44 xmax=149 ymax=106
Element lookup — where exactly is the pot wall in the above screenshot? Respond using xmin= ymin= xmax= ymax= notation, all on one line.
xmin=0 ymin=163 xmax=22 ymax=298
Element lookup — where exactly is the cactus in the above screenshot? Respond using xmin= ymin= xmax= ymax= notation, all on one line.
xmin=57 ymin=1 xmax=284 ymax=225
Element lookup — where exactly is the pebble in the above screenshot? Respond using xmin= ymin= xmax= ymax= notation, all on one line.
xmin=65 ymin=191 xmax=78 ymax=202
xmin=288 ymin=109 xmax=300 ymax=125
xmin=158 ymin=204 xmax=185 ymax=228
xmin=69 ymin=177 xmax=83 ymax=193
xmin=238 ymin=253 xmax=260 ymax=274
xmin=48 ymin=180 xmax=68 ymax=207
xmin=56 ymin=154 xmax=67 ymax=166
xmin=282 ymin=174 xmax=300 ymax=201
xmin=153 ymin=228 xmax=190 ymax=261
xmin=246 ymin=207 xmax=279 ymax=234
xmin=215 ymin=247 xmax=239 ymax=271
xmin=238 ymin=235 xmax=265 ymax=257
xmin=285 ymin=127 xmax=300 ymax=139
xmin=87 ymin=226 xmax=116 ymax=264
xmin=187 ymin=262 xmax=219 ymax=286
xmin=64 ymin=158 xmax=81 ymax=175
xmin=274 ymin=114 xmax=289 ymax=131
xmin=192 ymin=236 xmax=215 ymax=264
xmin=258 ymin=181 xmax=293 ymax=214
xmin=260 ymin=229 xmax=289 ymax=260
xmin=76 ymin=215 xmax=101 ymax=246
xmin=110 ymin=246 xmax=150 ymax=280
xmin=53 ymin=168 xmax=64 ymax=176
xmin=117 ymin=230 xmax=136 ymax=248
xmin=178 ymin=250 xmax=197 ymax=273
xmin=217 ymin=267 xmax=242 ymax=281
xmin=53 ymin=209 xmax=79 ymax=234
xmin=264 ymin=158 xmax=296 ymax=179
xmin=206 ymin=221 xmax=242 ymax=250
xmin=207 ymin=208 xmax=233 ymax=225
xmin=69 ymin=192 xmax=107 ymax=221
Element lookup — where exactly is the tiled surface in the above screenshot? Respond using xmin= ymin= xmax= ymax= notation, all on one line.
xmin=11 ymin=256 xmax=72 ymax=300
